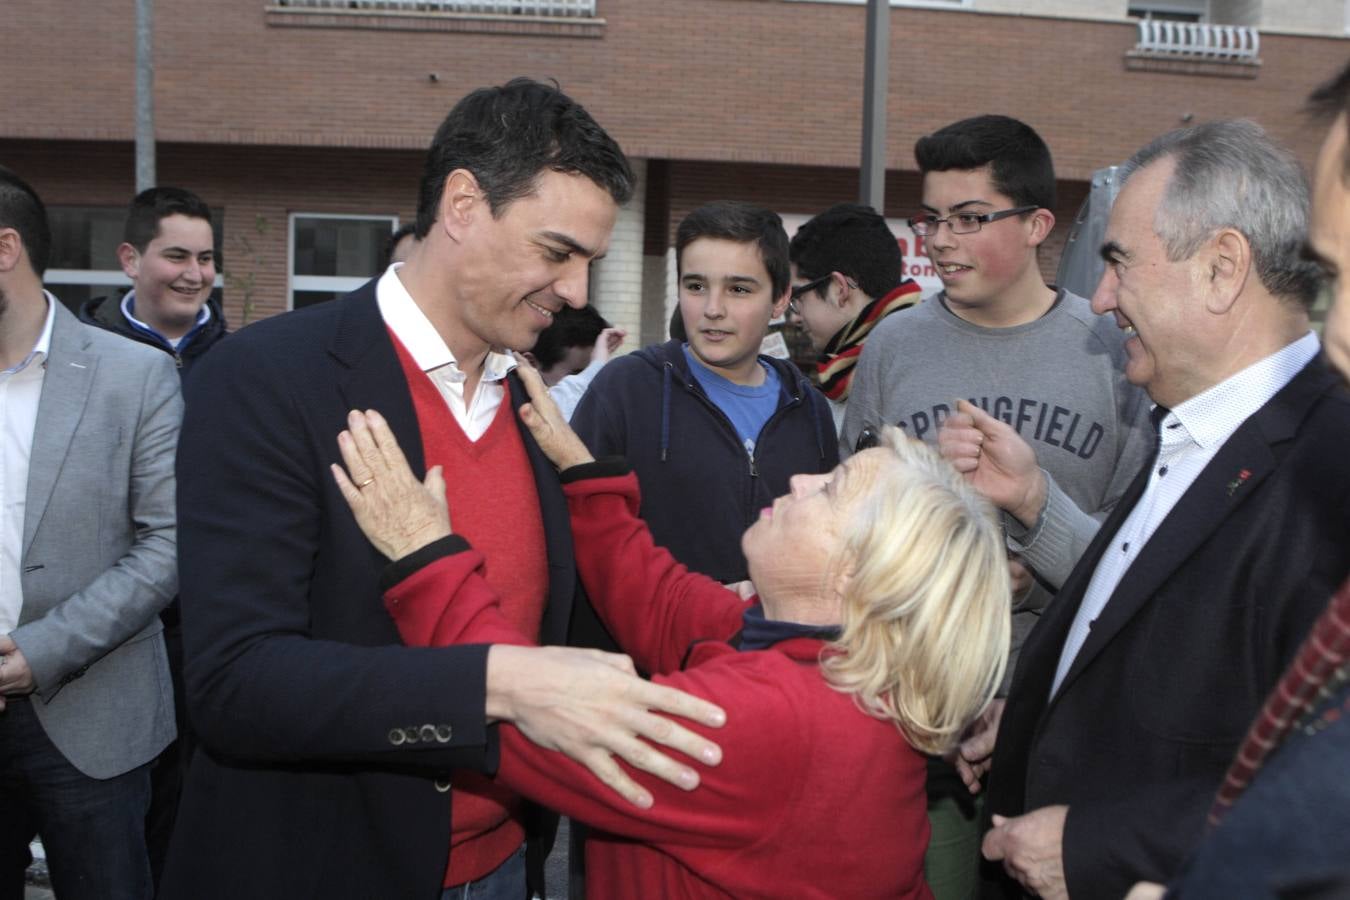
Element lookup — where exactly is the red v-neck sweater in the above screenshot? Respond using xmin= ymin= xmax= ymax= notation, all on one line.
xmin=389 ymin=333 xmax=548 ymax=887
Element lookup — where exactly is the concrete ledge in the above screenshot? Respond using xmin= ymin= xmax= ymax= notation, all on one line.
xmin=1124 ymin=52 xmax=1261 ymax=78
xmin=265 ymin=5 xmax=605 ymax=37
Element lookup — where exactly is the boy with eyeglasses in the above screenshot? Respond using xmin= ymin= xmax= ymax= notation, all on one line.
xmin=571 ymin=201 xmax=837 ymax=588
xmin=839 ymin=115 xmax=1152 ymax=900
xmin=787 ymin=203 xmax=922 ymax=432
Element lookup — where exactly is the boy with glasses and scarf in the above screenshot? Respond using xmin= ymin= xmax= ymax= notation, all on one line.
xmin=787 ymin=203 xmax=922 ymax=433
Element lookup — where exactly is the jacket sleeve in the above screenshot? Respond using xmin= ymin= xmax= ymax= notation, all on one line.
xmin=382 ymin=535 xmax=794 ymax=851
xmin=176 ymin=338 xmax=494 ymax=772
xmin=497 ymin=663 xmax=802 ymax=851
xmin=561 ymin=466 xmax=748 ymax=674
xmin=1062 ymin=775 xmax=1214 ymax=900
xmin=1006 ymin=377 xmax=1153 ymax=591
xmin=13 ymin=350 xmax=182 ymax=695
xmin=382 ymin=540 xmax=532 ymax=650
xmin=1003 ymin=473 xmax=1102 ymax=591
xmin=386 ymin=466 xmax=745 ymax=678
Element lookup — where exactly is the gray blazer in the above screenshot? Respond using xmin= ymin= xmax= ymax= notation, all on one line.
xmin=9 ymin=301 xmax=182 ymax=779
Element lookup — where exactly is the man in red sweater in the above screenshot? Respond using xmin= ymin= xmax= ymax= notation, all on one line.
xmin=163 ymin=79 xmax=725 ymax=900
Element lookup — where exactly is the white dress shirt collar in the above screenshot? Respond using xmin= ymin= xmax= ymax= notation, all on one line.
xmin=2 ymin=293 xmax=56 ymax=376
xmin=375 ymin=264 xmax=516 ymax=384
xmin=1162 ymin=331 xmax=1321 ymax=451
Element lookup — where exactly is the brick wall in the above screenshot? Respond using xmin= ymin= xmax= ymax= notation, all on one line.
xmin=1 ymin=140 xmax=421 ymax=325
xmin=5 ymin=1 xmax=1344 ymax=173
xmin=5 ymin=0 xmax=1344 ymax=337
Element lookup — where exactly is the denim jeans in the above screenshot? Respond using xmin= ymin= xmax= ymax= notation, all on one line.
xmin=440 ymin=844 xmax=528 ymax=900
xmin=0 ymin=697 xmax=153 ymax=900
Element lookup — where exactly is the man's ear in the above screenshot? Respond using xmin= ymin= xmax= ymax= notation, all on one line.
xmin=116 ymin=242 xmax=142 ymax=280
xmin=1026 ymin=208 xmax=1057 ymax=248
xmin=1204 ymin=228 xmax=1251 ymax=315
xmin=0 ymin=228 xmax=23 ymax=274
xmin=771 ymin=284 xmax=792 ymax=320
xmin=438 ymin=169 xmax=485 ymax=242
xmin=521 ymin=351 xmax=540 ymax=369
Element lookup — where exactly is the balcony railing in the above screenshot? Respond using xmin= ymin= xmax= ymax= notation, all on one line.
xmin=277 ymin=0 xmax=596 ymax=15
xmin=1132 ymin=19 xmax=1260 ymax=62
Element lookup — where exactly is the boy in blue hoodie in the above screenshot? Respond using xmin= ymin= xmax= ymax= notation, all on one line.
xmin=571 ymin=201 xmax=837 ymax=585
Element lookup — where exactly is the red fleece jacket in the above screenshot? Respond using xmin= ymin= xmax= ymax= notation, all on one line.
xmin=384 ymin=471 xmax=933 ymax=900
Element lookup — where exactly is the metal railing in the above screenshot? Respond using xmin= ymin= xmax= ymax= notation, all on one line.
xmin=1133 ymin=19 xmax=1260 ymax=61
xmin=277 ymin=0 xmax=596 ymax=15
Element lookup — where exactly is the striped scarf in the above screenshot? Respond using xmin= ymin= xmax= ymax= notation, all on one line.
xmin=816 ymin=280 xmax=922 ymax=402
xmin=1208 ymin=576 xmax=1350 ymax=826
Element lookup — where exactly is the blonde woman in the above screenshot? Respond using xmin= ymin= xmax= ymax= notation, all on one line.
xmin=332 ymin=364 xmax=1010 ymax=900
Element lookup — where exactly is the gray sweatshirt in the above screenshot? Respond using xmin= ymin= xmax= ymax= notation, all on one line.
xmin=841 ymin=290 xmax=1153 ymax=678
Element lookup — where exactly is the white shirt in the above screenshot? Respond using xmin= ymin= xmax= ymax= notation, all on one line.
xmin=1050 ymin=331 xmax=1321 ymax=697
xmin=0 ymin=294 xmax=56 ymax=632
xmin=548 ymin=357 xmax=605 ymax=422
xmin=376 ymin=264 xmax=516 ymax=441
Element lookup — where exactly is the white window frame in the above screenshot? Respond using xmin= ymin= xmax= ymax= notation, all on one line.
xmin=288 ymin=212 xmax=399 ymax=310
xmin=44 ymin=204 xmax=224 ymax=305
xmin=783 ymin=0 xmax=971 ymax=8
xmin=1128 ymin=0 xmax=1208 ymax=20
xmin=279 ymin=0 xmax=596 ymax=14
xmin=45 ymin=269 xmax=226 ymax=300
xmin=45 ymin=268 xmax=135 ymax=292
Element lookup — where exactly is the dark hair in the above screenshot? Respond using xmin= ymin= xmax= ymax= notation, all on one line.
xmin=0 ymin=166 xmax=51 ymax=275
xmin=416 ymin=78 xmax=634 ymax=237
xmin=789 ymin=203 xmax=904 ymax=300
xmin=1308 ymin=61 xmax=1350 ymax=181
xmin=914 ymin=115 xmax=1056 ymax=211
xmin=383 ymin=223 xmax=417 ymax=268
xmin=669 ymin=303 xmax=687 ymax=342
xmin=675 ymin=201 xmax=790 ymax=300
xmin=1308 ymin=60 xmax=1350 ymax=122
xmin=123 ymin=186 xmax=213 ymax=253
xmin=531 ymin=304 xmax=611 ymax=368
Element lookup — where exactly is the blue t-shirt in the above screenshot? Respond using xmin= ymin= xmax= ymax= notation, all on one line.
xmin=683 ymin=345 xmax=782 ymax=457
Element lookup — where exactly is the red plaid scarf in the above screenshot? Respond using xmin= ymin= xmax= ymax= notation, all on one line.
xmin=1208 ymin=576 xmax=1350 ymax=826
xmin=816 ymin=281 xmax=921 ymax=402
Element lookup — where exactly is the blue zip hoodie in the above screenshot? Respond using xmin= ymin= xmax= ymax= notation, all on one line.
xmin=570 ymin=339 xmax=838 ymax=584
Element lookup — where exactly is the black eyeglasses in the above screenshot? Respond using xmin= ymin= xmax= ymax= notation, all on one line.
xmin=907 ymin=206 xmax=1037 ymax=236
xmin=788 ymin=273 xmax=834 ymax=315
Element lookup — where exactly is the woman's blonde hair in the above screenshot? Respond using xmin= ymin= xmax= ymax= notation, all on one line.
xmin=821 ymin=428 xmax=1010 ymax=755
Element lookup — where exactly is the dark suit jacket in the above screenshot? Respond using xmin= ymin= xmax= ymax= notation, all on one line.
xmin=986 ymin=357 xmax=1350 ymax=900
xmin=162 ymin=281 xmax=599 ymax=899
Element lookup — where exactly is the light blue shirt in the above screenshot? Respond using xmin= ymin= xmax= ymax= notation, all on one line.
xmin=683 ymin=346 xmax=782 ymax=457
